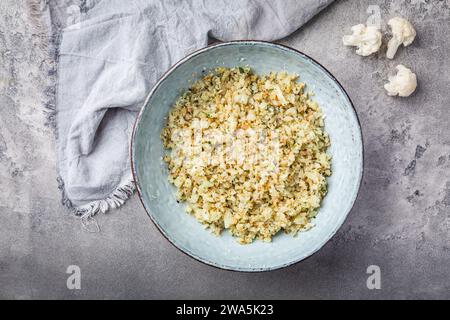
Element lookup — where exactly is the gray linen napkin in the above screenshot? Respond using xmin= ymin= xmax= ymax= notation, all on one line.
xmin=40 ymin=0 xmax=334 ymax=221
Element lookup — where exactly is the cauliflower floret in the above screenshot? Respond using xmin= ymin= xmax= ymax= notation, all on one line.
xmin=386 ymin=17 xmax=416 ymax=59
xmin=384 ymin=65 xmax=417 ymax=97
xmin=343 ymin=24 xmax=382 ymax=56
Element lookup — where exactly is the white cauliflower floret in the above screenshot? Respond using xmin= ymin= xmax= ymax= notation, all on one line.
xmin=384 ymin=65 xmax=417 ymax=97
xmin=386 ymin=17 xmax=416 ymax=59
xmin=343 ymin=24 xmax=382 ymax=56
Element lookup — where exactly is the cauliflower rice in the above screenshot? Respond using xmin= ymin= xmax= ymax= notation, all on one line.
xmin=161 ymin=67 xmax=331 ymax=244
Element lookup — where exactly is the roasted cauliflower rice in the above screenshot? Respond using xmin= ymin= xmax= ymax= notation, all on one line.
xmin=161 ymin=67 xmax=331 ymax=244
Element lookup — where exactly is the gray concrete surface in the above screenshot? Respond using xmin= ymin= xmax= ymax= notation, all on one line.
xmin=1 ymin=0 xmax=449 ymax=299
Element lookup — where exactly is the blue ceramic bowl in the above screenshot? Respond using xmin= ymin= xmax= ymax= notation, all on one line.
xmin=131 ymin=41 xmax=363 ymax=272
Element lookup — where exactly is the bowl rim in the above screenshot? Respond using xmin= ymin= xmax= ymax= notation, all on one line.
xmin=131 ymin=40 xmax=364 ymax=272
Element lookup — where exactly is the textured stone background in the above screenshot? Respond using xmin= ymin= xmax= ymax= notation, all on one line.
xmin=0 ymin=0 xmax=449 ymax=299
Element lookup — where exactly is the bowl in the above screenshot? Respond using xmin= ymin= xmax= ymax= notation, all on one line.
xmin=131 ymin=41 xmax=363 ymax=272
